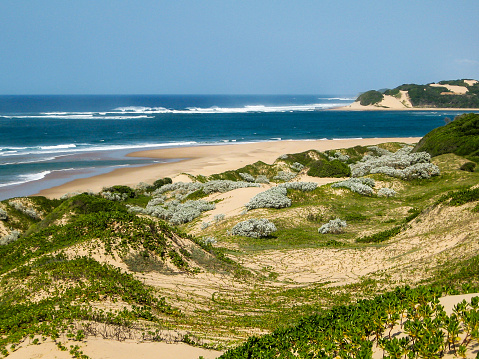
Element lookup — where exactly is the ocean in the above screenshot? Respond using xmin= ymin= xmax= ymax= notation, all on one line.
xmin=0 ymin=94 xmax=469 ymax=200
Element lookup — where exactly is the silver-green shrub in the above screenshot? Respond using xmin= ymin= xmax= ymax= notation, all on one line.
xmin=278 ymin=182 xmax=318 ymax=192
xmin=239 ymin=173 xmax=255 ymax=182
xmin=101 ymin=191 xmax=129 ymax=202
xmin=128 ymin=199 xmax=215 ymax=225
xmin=328 ymin=151 xmax=350 ymax=162
xmin=214 ymin=213 xmax=225 ymax=222
xmin=0 ymin=230 xmax=20 ymax=245
xmin=201 ymin=221 xmax=211 ymax=230
xmin=202 ymin=180 xmax=260 ymax=194
xmin=350 ymin=146 xmax=439 ymax=180
xmin=318 ymin=218 xmax=347 ymax=234
xmin=245 ymin=187 xmax=291 ymax=210
xmin=291 ymin=162 xmax=305 ymax=172
xmin=377 ymin=187 xmax=397 ymax=197
xmin=0 ymin=209 xmax=8 ymax=221
xmin=201 ymin=236 xmax=217 ymax=245
xmin=231 ymin=218 xmax=277 ymax=238
xmin=331 ymin=178 xmax=374 ymax=196
xmin=8 ymin=201 xmax=42 ymax=220
xmin=255 ymin=175 xmax=270 ymax=184
xmin=273 ymin=171 xmax=296 ymax=182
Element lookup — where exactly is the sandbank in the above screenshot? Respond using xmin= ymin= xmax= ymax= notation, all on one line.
xmin=37 ymin=138 xmax=421 ymax=199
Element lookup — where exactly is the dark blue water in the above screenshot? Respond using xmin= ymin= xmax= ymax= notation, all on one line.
xmin=0 ymin=95 xmax=468 ymax=199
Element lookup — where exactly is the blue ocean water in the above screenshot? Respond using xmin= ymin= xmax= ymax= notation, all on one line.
xmin=0 ymin=95 xmax=468 ymax=200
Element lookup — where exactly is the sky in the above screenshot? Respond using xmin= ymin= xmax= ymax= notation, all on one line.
xmin=1 ymin=1 xmax=478 ymax=95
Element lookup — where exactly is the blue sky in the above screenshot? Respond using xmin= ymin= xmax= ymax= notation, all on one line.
xmin=1 ymin=1 xmax=478 ymax=95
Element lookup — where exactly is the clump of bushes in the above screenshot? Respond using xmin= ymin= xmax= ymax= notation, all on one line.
xmin=239 ymin=173 xmax=255 ymax=182
xmin=255 ymin=175 xmax=270 ymax=184
xmin=331 ymin=178 xmax=375 ymax=196
xmin=307 ymin=159 xmax=351 ymax=178
xmin=278 ymin=182 xmax=318 ymax=192
xmin=318 ymin=218 xmax=347 ymax=234
xmin=0 ymin=208 xmax=8 ymax=220
xmin=100 ymin=185 xmax=141 ymax=201
xmin=460 ymin=162 xmax=476 ymax=172
xmin=273 ymin=171 xmax=296 ymax=182
xmin=357 ymin=90 xmax=384 ymax=106
xmin=245 ymin=187 xmax=292 ymax=210
xmin=350 ymin=146 xmax=440 ymax=180
xmin=327 ymin=151 xmax=350 ymax=162
xmin=0 ymin=230 xmax=20 ymax=245
xmin=128 ymin=199 xmax=215 ymax=225
xmin=290 ymin=162 xmax=304 ymax=172
xmin=377 ymin=187 xmax=397 ymax=197
xmin=230 ymin=218 xmax=277 ymax=238
xmin=7 ymin=200 xmax=42 ymax=220
xmin=153 ymin=177 xmax=173 ymax=189
xmin=356 ymin=226 xmax=402 ymax=243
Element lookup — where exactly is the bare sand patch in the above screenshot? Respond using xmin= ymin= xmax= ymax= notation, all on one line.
xmin=430 ymin=83 xmax=469 ymax=94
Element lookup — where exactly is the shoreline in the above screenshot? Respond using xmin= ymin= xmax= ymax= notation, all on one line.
xmin=36 ymin=137 xmax=421 ymax=199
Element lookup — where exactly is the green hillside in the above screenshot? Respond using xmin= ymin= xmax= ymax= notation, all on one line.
xmin=356 ymin=79 xmax=479 ymax=108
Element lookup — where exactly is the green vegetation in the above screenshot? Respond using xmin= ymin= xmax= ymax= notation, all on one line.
xmin=357 ymin=90 xmax=384 ymax=106
xmin=414 ymin=113 xmax=479 ymax=162
xmin=307 ymin=158 xmax=351 ymax=177
xmin=360 ymin=79 xmax=479 ymax=108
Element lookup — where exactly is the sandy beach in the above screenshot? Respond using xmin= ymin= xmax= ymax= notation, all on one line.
xmin=37 ymin=137 xmax=421 ymax=199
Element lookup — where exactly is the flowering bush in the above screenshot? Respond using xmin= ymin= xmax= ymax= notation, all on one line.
xmin=101 ymin=191 xmax=129 ymax=202
xmin=377 ymin=187 xmax=397 ymax=197
xmin=278 ymin=182 xmax=318 ymax=192
xmin=231 ymin=218 xmax=277 ymax=238
xmin=318 ymin=218 xmax=347 ymax=234
xmin=245 ymin=187 xmax=291 ymax=210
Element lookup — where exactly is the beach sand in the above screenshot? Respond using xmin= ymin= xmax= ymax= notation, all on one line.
xmin=37 ymin=138 xmax=421 ymax=199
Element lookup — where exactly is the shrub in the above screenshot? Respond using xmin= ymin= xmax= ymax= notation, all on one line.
xmin=255 ymin=175 xmax=270 ymax=184
xmin=102 ymin=185 xmax=136 ymax=198
xmin=239 ymin=173 xmax=255 ymax=182
xmin=291 ymin=162 xmax=305 ymax=171
xmin=331 ymin=178 xmax=374 ymax=196
xmin=356 ymin=226 xmax=402 ymax=243
xmin=357 ymin=90 xmax=384 ymax=106
xmin=307 ymin=159 xmax=351 ymax=178
xmin=377 ymin=187 xmax=397 ymax=197
xmin=318 ymin=218 xmax=347 ymax=234
xmin=245 ymin=187 xmax=292 ymax=210
xmin=8 ymin=201 xmax=42 ymax=220
xmin=460 ymin=162 xmax=476 ymax=172
xmin=327 ymin=151 xmax=350 ymax=162
xmin=214 ymin=214 xmax=225 ymax=222
xmin=273 ymin=171 xmax=296 ymax=182
xmin=350 ymin=146 xmax=440 ymax=180
xmin=0 ymin=209 xmax=8 ymax=221
xmin=0 ymin=230 xmax=20 ymax=245
xmin=100 ymin=191 xmax=129 ymax=201
xmin=231 ymin=218 xmax=277 ymax=238
xmin=278 ymin=182 xmax=318 ymax=192
xmin=153 ymin=177 xmax=172 ymax=189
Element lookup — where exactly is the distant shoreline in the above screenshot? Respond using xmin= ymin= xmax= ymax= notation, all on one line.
xmin=36 ymin=137 xmax=422 ymax=199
